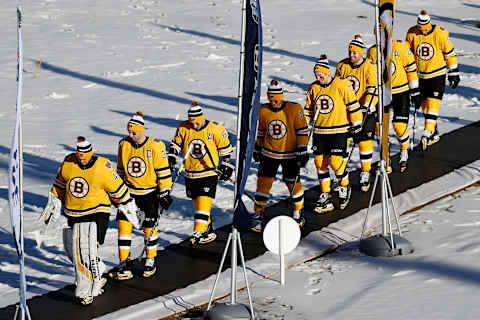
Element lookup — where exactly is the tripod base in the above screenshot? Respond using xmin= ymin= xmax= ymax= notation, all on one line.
xmin=204 ymin=302 xmax=255 ymax=320
xmin=360 ymin=234 xmax=414 ymax=257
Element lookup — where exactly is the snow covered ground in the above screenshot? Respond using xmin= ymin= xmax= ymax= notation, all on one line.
xmin=0 ymin=0 xmax=479 ymax=313
xmin=229 ymin=183 xmax=480 ymax=320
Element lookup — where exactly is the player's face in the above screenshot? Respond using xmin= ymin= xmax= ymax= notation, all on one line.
xmin=189 ymin=119 xmax=205 ymax=130
xmin=128 ymin=130 xmax=145 ymax=143
xmin=417 ymin=25 xmax=431 ymax=35
xmin=270 ymin=99 xmax=283 ymax=109
xmin=315 ymin=71 xmax=331 ymax=84
xmin=349 ymin=51 xmax=363 ymax=66
xmin=76 ymin=153 xmax=91 ymax=165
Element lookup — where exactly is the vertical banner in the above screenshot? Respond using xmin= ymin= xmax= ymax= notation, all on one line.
xmin=378 ymin=0 xmax=395 ymax=165
xmin=233 ymin=0 xmax=262 ymax=230
xmin=9 ymin=7 xmax=30 ymax=315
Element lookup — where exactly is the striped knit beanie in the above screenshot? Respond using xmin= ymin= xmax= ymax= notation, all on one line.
xmin=349 ymin=34 xmax=366 ymax=54
xmin=127 ymin=111 xmax=145 ymax=132
xmin=76 ymin=136 xmax=93 ymax=160
xmin=313 ymin=54 xmax=330 ymax=75
xmin=188 ymin=101 xmax=205 ymax=123
xmin=267 ymin=80 xmax=284 ymax=101
xmin=417 ymin=10 xmax=432 ymax=32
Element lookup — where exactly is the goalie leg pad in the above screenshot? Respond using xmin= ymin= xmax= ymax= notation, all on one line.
xmin=63 ymin=227 xmax=73 ymax=263
xmin=72 ymin=222 xmax=99 ymax=301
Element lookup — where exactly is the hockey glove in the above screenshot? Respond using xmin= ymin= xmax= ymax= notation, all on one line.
xmin=409 ymin=87 xmax=422 ymax=110
xmin=158 ymin=190 xmax=173 ymax=210
xmin=296 ymin=146 xmax=309 ymax=168
xmin=349 ymin=125 xmax=363 ymax=143
xmin=117 ymin=199 xmax=141 ymax=229
xmin=168 ymin=155 xmax=177 ymax=174
xmin=218 ymin=161 xmax=235 ymax=181
xmin=252 ymin=143 xmax=262 ymax=163
xmin=40 ymin=192 xmax=62 ymax=226
xmin=448 ymin=68 xmax=460 ymax=89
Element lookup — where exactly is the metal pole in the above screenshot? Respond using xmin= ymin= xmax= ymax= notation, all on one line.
xmin=279 ymin=219 xmax=285 ymax=286
xmin=206 ymin=233 xmax=232 ymax=311
xmin=237 ymin=232 xmax=255 ymax=319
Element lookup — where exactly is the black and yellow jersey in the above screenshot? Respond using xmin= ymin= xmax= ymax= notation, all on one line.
xmin=335 ymin=57 xmax=378 ymax=110
xmin=51 ymin=154 xmax=130 ymax=218
xmin=304 ymin=76 xmax=362 ymax=135
xmin=367 ymin=40 xmax=419 ymax=95
xmin=117 ymin=136 xmax=172 ymax=196
xmin=406 ymin=25 xmax=458 ymax=79
xmin=256 ymin=101 xmax=309 ymax=160
xmin=170 ymin=120 xmax=233 ymax=179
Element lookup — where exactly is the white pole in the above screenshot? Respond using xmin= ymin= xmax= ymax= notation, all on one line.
xmin=230 ymin=0 xmax=248 ymax=305
xmin=279 ymin=219 xmax=285 ymax=286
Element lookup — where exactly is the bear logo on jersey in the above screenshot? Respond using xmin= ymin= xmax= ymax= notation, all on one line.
xmin=190 ymin=139 xmax=206 ymax=159
xmin=416 ymin=42 xmax=434 ymax=61
xmin=69 ymin=177 xmax=89 ymax=198
xmin=127 ymin=156 xmax=147 ymax=178
xmin=345 ymin=75 xmax=360 ymax=94
xmin=267 ymin=120 xmax=287 ymax=140
xmin=316 ymin=95 xmax=335 ymax=114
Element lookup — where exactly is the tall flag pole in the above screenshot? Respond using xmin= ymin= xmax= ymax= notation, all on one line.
xmin=232 ymin=0 xmax=263 ymax=231
xmin=9 ymin=6 xmax=32 ymax=320
xmin=377 ymin=0 xmax=395 ymax=170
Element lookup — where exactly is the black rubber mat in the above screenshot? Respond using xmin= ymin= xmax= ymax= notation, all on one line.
xmin=2 ymin=121 xmax=479 ymax=320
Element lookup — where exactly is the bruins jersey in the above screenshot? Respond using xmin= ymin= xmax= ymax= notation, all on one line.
xmin=170 ymin=120 xmax=233 ymax=179
xmin=304 ymin=77 xmax=362 ymax=135
xmin=406 ymin=25 xmax=458 ymax=79
xmin=367 ymin=40 xmax=419 ymax=95
xmin=117 ymin=136 xmax=172 ymax=196
xmin=51 ymin=154 xmax=130 ymax=218
xmin=256 ymin=101 xmax=309 ymax=160
xmin=335 ymin=57 xmax=378 ymax=111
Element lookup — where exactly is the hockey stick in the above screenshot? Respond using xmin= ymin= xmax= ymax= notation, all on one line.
xmin=411 ymin=104 xmax=417 ymax=151
xmin=203 ymin=144 xmax=255 ymax=202
xmin=139 ymin=143 xmax=193 ymax=260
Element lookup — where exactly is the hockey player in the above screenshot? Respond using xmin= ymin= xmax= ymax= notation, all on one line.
xmin=305 ymin=54 xmax=363 ymax=213
xmin=168 ymin=102 xmax=234 ymax=247
xmin=336 ymin=34 xmax=378 ymax=192
xmin=406 ymin=10 xmax=460 ymax=150
xmin=368 ymin=39 xmax=420 ymax=172
xmin=251 ymin=80 xmax=309 ymax=232
xmin=109 ymin=112 xmax=173 ymax=281
xmin=40 ymin=136 xmax=139 ymax=306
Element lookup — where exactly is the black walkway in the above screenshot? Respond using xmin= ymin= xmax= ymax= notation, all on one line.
xmin=2 ymin=121 xmax=480 ymax=320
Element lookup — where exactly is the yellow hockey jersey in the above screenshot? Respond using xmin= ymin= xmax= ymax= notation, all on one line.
xmin=367 ymin=40 xmax=419 ymax=94
xmin=406 ymin=25 xmax=458 ymax=79
xmin=51 ymin=154 xmax=130 ymax=218
xmin=256 ymin=101 xmax=309 ymax=160
xmin=117 ymin=136 xmax=172 ymax=196
xmin=170 ymin=120 xmax=233 ymax=179
xmin=335 ymin=57 xmax=378 ymax=111
xmin=304 ymin=77 xmax=362 ymax=135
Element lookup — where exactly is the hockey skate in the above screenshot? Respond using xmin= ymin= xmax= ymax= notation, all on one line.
xmin=359 ymin=171 xmax=371 ymax=192
xmin=293 ymin=210 xmax=306 ymax=228
xmin=75 ymin=294 xmax=94 ymax=306
xmin=421 ymin=128 xmax=440 ymax=151
xmin=190 ymin=223 xmax=217 ymax=248
xmin=314 ymin=192 xmax=334 ymax=214
xmin=143 ymin=257 xmax=157 ymax=278
xmin=108 ymin=260 xmax=133 ymax=281
xmin=338 ymin=185 xmax=351 ymax=210
xmin=399 ymin=149 xmax=408 ymax=172
xmin=250 ymin=211 xmax=264 ymax=233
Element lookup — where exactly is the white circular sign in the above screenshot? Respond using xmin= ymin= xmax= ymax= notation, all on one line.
xmin=263 ymin=216 xmax=301 ymax=255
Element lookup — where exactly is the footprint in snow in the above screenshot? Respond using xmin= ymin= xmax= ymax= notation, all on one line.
xmin=46 ymin=92 xmax=69 ymax=99
xmin=392 ymin=270 xmax=415 ymax=277
xmin=306 ymin=288 xmax=322 ymax=295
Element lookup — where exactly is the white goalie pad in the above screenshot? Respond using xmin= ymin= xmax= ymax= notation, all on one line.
xmin=63 ymin=227 xmax=73 ymax=263
xmin=72 ymin=222 xmax=104 ymax=300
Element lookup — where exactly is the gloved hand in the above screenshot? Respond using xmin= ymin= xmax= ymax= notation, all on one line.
xmin=168 ymin=154 xmax=176 ymax=174
xmin=218 ymin=161 xmax=235 ymax=181
xmin=117 ymin=198 xmax=141 ymax=229
xmin=448 ymin=68 xmax=460 ymax=89
xmin=252 ymin=143 xmax=262 ymax=163
xmin=409 ymin=87 xmax=422 ymax=110
xmin=39 ymin=192 xmax=62 ymax=226
xmin=349 ymin=125 xmax=362 ymax=143
xmin=158 ymin=190 xmax=173 ymax=210
xmin=296 ymin=146 xmax=309 ymax=168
